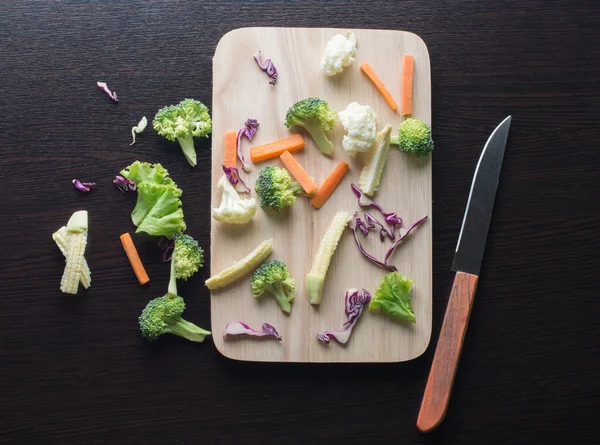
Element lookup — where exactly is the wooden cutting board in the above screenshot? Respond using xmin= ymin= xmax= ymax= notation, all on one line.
xmin=210 ymin=27 xmax=431 ymax=363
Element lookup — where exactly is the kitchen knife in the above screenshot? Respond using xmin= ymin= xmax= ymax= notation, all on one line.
xmin=416 ymin=116 xmax=512 ymax=433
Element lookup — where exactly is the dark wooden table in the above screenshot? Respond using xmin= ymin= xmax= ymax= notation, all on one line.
xmin=2 ymin=1 xmax=600 ymax=443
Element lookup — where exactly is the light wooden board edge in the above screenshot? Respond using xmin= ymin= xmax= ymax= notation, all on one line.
xmin=210 ymin=27 xmax=432 ymax=363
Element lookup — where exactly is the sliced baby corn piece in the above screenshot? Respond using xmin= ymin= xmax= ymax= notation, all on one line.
xmin=60 ymin=211 xmax=88 ymax=295
xmin=358 ymin=124 xmax=392 ymax=197
xmin=306 ymin=212 xmax=352 ymax=305
xmin=206 ymin=239 xmax=273 ymax=290
xmin=53 ymin=226 xmax=91 ymax=289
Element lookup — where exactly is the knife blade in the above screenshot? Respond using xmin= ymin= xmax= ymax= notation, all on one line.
xmin=417 ymin=116 xmax=512 ymax=433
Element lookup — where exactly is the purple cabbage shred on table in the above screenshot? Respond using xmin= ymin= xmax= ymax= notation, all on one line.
xmin=237 ymin=118 xmax=260 ymax=173
xmin=222 ymin=165 xmax=251 ymax=194
xmin=72 ymin=179 xmax=96 ymax=193
xmin=253 ymin=51 xmax=278 ymax=85
xmin=113 ymin=175 xmax=136 ymax=193
xmin=96 ymin=81 xmax=119 ymax=103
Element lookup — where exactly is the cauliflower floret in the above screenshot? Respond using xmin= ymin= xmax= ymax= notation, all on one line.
xmin=338 ymin=102 xmax=377 ymax=157
xmin=211 ymin=175 xmax=256 ymax=224
xmin=321 ymin=32 xmax=357 ymax=76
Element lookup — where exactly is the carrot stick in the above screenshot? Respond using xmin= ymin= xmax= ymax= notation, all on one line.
xmin=360 ymin=62 xmax=398 ymax=111
xmin=310 ymin=161 xmax=350 ymax=209
xmin=120 ymin=233 xmax=149 ymax=285
xmin=280 ymin=151 xmax=318 ymax=195
xmin=250 ymin=134 xmax=304 ymax=164
xmin=401 ymin=55 xmax=414 ymax=116
xmin=223 ymin=131 xmax=237 ymax=169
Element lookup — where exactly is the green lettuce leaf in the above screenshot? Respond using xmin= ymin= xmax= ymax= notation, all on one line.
xmin=132 ymin=182 xmax=186 ymax=238
xmin=369 ymin=272 xmax=415 ymax=322
xmin=120 ymin=161 xmax=179 ymax=193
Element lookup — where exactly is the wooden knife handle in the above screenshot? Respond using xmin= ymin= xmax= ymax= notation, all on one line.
xmin=417 ymin=271 xmax=479 ymax=433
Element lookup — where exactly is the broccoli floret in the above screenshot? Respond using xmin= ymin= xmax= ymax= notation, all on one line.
xmin=139 ymin=293 xmax=211 ymax=342
xmin=390 ymin=118 xmax=434 ymax=157
xmin=211 ymin=175 xmax=257 ymax=224
xmin=153 ymin=98 xmax=212 ymax=167
xmin=255 ymin=166 xmax=303 ymax=212
xmin=167 ymin=234 xmax=204 ymax=296
xmin=251 ymin=260 xmax=295 ymax=313
xmin=284 ymin=98 xmax=337 ymax=156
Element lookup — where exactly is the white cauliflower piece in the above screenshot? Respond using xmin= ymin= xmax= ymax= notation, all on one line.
xmin=338 ymin=102 xmax=377 ymax=157
xmin=212 ymin=175 xmax=256 ymax=224
xmin=321 ymin=32 xmax=357 ymax=76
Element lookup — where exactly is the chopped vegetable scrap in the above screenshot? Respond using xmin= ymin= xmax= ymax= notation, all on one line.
xmin=56 ymin=210 xmax=89 ymax=294
xmin=401 ymin=55 xmax=414 ymax=116
xmin=321 ymin=31 xmax=357 ymax=77
xmin=158 ymin=236 xmax=175 ymax=262
xmin=205 ymin=239 xmax=273 ymax=290
xmin=237 ymin=118 xmax=260 ymax=172
xmin=285 ymin=98 xmax=337 ymax=156
xmin=120 ymin=161 xmax=186 ymax=238
xmin=255 ymin=165 xmax=304 ymax=212
xmin=359 ymin=62 xmax=397 ymax=111
xmin=351 ymin=184 xmax=403 ymax=237
xmin=153 ymin=98 xmax=212 ymax=167
xmin=310 ymin=160 xmax=349 ymax=209
xmin=280 ymin=151 xmax=318 ymax=195
xmin=348 ymin=209 xmax=428 ymax=272
xmin=222 ymin=165 xmax=251 ymax=194
xmin=96 ymin=81 xmax=119 ymax=103
xmin=358 ymin=124 xmax=392 ymax=197
xmin=130 ymin=116 xmax=148 ymax=145
xmin=306 ymin=211 xmax=352 ymax=305
xmin=251 ymin=260 xmax=295 ymax=313
xmin=253 ymin=51 xmax=278 ymax=85
xmin=120 ymin=232 xmax=150 ymax=285
xmin=338 ymin=102 xmax=377 ymax=157
xmin=139 ymin=293 xmax=211 ymax=343
xmin=113 ymin=175 xmax=136 ymax=192
xmin=167 ymin=234 xmax=204 ymax=296
xmin=212 ymin=174 xmax=256 ymax=224
xmin=390 ymin=118 xmax=434 ymax=157
xmin=250 ymin=134 xmax=304 ymax=164
xmin=369 ymin=272 xmax=416 ymax=322
xmin=223 ymin=131 xmax=237 ymax=169
xmin=317 ymin=288 xmax=371 ymax=345
xmin=223 ymin=322 xmax=282 ymax=341
xmin=53 ymin=226 xmax=91 ymax=289
xmin=72 ymin=179 xmax=96 ymax=193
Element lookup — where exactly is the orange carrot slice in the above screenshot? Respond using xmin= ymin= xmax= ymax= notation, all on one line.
xmin=401 ymin=55 xmax=414 ymax=116
xmin=310 ymin=161 xmax=350 ymax=209
xmin=120 ymin=233 xmax=149 ymax=285
xmin=360 ymin=62 xmax=398 ymax=111
xmin=280 ymin=151 xmax=318 ymax=195
xmin=250 ymin=134 xmax=304 ymax=164
xmin=223 ymin=131 xmax=237 ymax=169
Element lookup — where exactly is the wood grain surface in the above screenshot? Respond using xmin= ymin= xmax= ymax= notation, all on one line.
xmin=2 ymin=1 xmax=600 ymax=444
xmin=211 ymin=27 xmax=431 ymax=363
xmin=417 ymin=271 xmax=478 ymax=432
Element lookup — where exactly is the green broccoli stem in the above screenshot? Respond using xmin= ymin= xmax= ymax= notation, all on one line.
xmin=168 ymin=249 xmax=178 ymax=296
xmin=305 ymin=122 xmax=334 ymax=156
xmin=390 ymin=135 xmax=400 ymax=146
xmin=268 ymin=282 xmax=291 ymax=313
xmin=177 ymin=133 xmax=197 ymax=167
xmin=166 ymin=317 xmax=211 ymax=342
xmin=290 ymin=181 xmax=304 ymax=195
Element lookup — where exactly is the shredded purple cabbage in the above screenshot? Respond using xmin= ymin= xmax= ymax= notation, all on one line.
xmin=351 ymin=184 xmax=402 ymax=238
xmin=158 ymin=236 xmax=175 ymax=262
xmin=223 ymin=322 xmax=282 ymax=341
xmin=96 ymin=81 xmax=119 ymax=103
xmin=237 ymin=119 xmax=259 ymax=173
xmin=113 ymin=175 xmax=136 ymax=193
xmin=222 ymin=165 xmax=251 ymax=194
xmin=72 ymin=179 xmax=96 ymax=192
xmin=364 ymin=213 xmax=394 ymax=242
xmin=317 ymin=289 xmax=371 ymax=345
xmin=253 ymin=51 xmax=278 ymax=85
xmin=348 ymin=211 xmax=428 ymax=271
